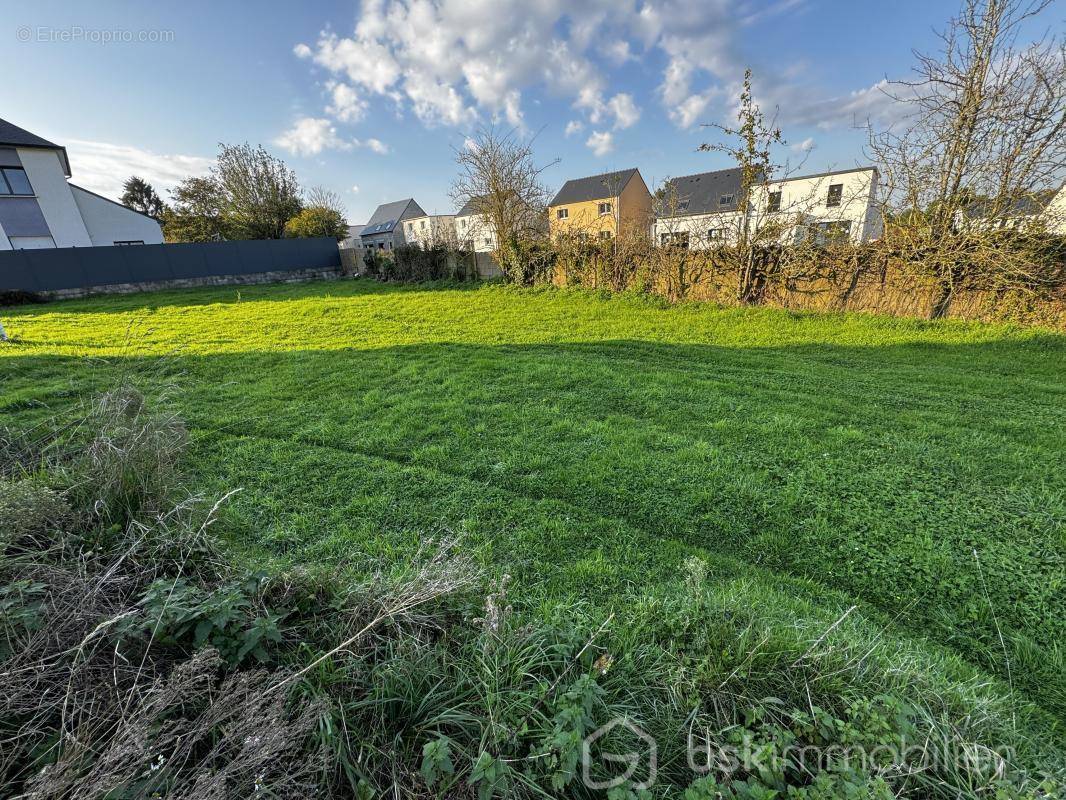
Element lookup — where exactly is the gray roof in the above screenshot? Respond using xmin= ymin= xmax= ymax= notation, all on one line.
xmin=361 ymin=198 xmax=425 ymax=236
xmin=660 ymin=168 xmax=749 ymax=216
xmin=550 ymin=168 xmax=640 ymax=207
xmin=962 ymin=192 xmax=1056 ymax=220
xmin=0 ymin=117 xmax=71 ymax=176
xmin=456 ymin=196 xmax=486 ymax=217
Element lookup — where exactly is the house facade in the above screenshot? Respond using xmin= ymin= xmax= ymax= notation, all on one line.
xmin=548 ymin=168 xmax=653 ymax=241
xmin=340 ymin=224 xmax=365 ymax=250
xmin=654 ymin=166 xmax=882 ymax=249
xmin=454 ymin=198 xmax=496 ymax=252
xmin=403 ymin=214 xmax=457 ymax=248
xmin=360 ymin=198 xmax=426 ymax=251
xmin=0 ymin=118 xmax=163 ymax=250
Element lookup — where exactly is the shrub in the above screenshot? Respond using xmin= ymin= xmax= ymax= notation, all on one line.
xmin=284 ymin=205 xmax=349 ymax=241
xmin=76 ymin=386 xmax=188 ymax=522
xmin=0 ymin=479 xmax=73 ymax=548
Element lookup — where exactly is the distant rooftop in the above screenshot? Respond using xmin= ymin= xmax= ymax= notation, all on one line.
xmin=361 ymin=198 xmax=425 ymax=236
xmin=550 ymin=168 xmax=640 ymax=207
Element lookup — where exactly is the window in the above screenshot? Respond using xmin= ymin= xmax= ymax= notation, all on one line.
xmin=483 ymin=238 xmax=492 ymax=247
xmin=707 ymin=228 xmax=726 ymax=243
xmin=677 ymin=200 xmax=689 ymax=212
xmin=826 ymin=183 xmax=843 ymax=207
xmin=421 ymin=220 xmax=427 ymax=229
xmin=598 ymin=230 xmax=613 ymax=240
xmin=556 ymin=208 xmax=569 ymax=219
xmin=0 ymin=167 xmax=33 ymax=196
xmin=718 ymin=194 xmax=734 ymax=207
xmin=811 ymin=220 xmax=851 ymax=244
xmin=113 ymin=240 xmax=144 ymax=246
xmin=598 ymin=201 xmax=612 ymax=215
xmin=659 ymin=231 xmax=688 ymax=248
xmin=767 ymin=191 xmax=781 ymax=212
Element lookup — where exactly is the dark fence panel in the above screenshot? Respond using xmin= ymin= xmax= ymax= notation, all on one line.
xmin=0 ymin=237 xmax=341 ymax=293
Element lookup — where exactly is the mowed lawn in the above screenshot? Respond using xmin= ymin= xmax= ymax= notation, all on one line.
xmin=2 ymin=279 xmax=1064 ymax=725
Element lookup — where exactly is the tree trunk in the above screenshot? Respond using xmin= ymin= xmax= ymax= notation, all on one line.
xmin=930 ymin=277 xmax=954 ymax=319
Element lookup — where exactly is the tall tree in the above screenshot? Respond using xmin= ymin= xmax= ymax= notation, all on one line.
xmin=869 ymin=0 xmax=1066 ymax=316
xmin=214 ymin=143 xmax=303 ymax=240
xmin=120 ymin=176 xmax=167 ymax=220
xmin=450 ymin=127 xmax=555 ymax=284
xmin=163 ymin=176 xmax=228 ymax=242
xmin=284 ymin=185 xmax=349 ymax=240
xmin=699 ymin=69 xmax=786 ymax=303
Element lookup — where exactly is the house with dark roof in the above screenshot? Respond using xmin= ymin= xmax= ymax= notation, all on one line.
xmin=359 ymin=198 xmax=426 ymax=251
xmin=548 ymin=168 xmax=652 ymax=241
xmin=654 ymin=166 xmax=882 ymax=248
xmin=454 ymin=197 xmax=495 ymax=252
xmin=0 ymin=117 xmax=163 ymax=250
xmin=956 ymin=185 xmax=1066 ymax=234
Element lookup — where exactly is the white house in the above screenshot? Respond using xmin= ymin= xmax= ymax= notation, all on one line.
xmin=654 ymin=166 xmax=882 ymax=249
xmin=340 ymin=223 xmax=365 ymax=250
xmin=360 ymin=198 xmax=426 ymax=251
xmin=0 ymin=118 xmax=163 ymax=250
xmin=403 ymin=213 xmax=457 ymax=248
xmin=956 ymin=185 xmax=1066 ymax=234
xmin=454 ymin=198 xmax=497 ymax=252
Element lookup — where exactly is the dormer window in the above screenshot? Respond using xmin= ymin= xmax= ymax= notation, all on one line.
xmin=0 ymin=167 xmax=33 ymax=196
xmin=719 ymin=194 xmax=734 ymax=207
xmin=678 ymin=200 xmax=689 ymax=212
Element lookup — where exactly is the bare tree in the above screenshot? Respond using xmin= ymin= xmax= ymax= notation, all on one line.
xmin=451 ymin=127 xmax=556 ymax=284
xmin=699 ymin=68 xmax=787 ymax=303
xmin=869 ymin=0 xmax=1066 ymax=316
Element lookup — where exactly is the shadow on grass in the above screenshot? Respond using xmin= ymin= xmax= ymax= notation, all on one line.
xmin=0 ymin=277 xmax=487 ymax=316
xmin=3 ymin=336 xmax=1065 ymax=721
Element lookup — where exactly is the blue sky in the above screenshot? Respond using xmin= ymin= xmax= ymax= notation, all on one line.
xmin=4 ymin=0 xmax=1051 ymax=223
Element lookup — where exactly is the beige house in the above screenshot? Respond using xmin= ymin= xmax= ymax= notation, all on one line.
xmin=548 ymin=168 xmax=653 ymax=241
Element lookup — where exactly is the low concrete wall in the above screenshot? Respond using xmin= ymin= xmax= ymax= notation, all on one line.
xmin=39 ymin=266 xmax=344 ymax=300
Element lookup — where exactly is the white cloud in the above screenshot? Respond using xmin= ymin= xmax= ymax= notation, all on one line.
xmin=62 ymin=138 xmax=212 ymax=201
xmin=293 ymin=0 xmax=876 ymax=140
xmin=274 ymin=118 xmax=390 ymax=157
xmin=792 ymin=136 xmax=815 ymax=153
xmin=274 ymin=117 xmax=353 ymax=156
xmin=564 ymin=120 xmax=584 ymax=137
xmin=607 ymin=93 xmax=640 ymax=129
xmin=362 ymin=137 xmax=389 ymax=154
xmin=350 ymin=184 xmax=360 ymax=193
xmin=586 ymin=130 xmax=614 ymax=157
xmin=603 ymin=39 xmax=634 ymax=65
xmin=326 ymin=81 xmax=367 ymax=123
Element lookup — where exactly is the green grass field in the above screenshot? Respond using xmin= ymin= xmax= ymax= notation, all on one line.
xmin=2 ymin=279 xmax=1064 ymax=745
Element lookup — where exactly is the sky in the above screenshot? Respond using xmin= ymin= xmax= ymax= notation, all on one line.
xmin=2 ymin=0 xmax=1057 ymax=223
